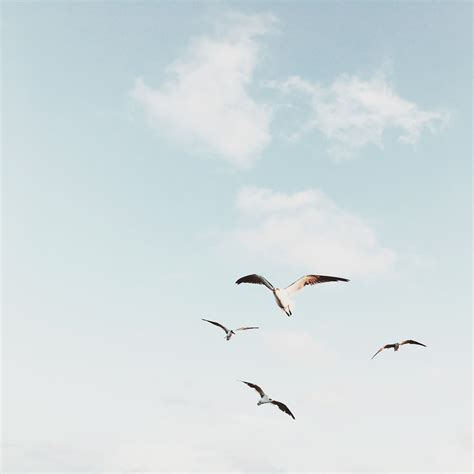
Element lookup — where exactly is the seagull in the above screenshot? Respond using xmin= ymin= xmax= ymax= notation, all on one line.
xmin=202 ymin=319 xmax=258 ymax=341
xmin=235 ymin=273 xmax=349 ymax=316
xmin=239 ymin=380 xmax=295 ymax=419
xmin=371 ymin=339 xmax=427 ymax=359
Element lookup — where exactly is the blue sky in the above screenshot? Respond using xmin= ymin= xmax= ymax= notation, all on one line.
xmin=2 ymin=2 xmax=472 ymax=472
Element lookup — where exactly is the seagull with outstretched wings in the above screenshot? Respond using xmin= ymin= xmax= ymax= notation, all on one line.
xmin=235 ymin=273 xmax=349 ymax=316
xmin=239 ymin=380 xmax=295 ymax=419
xmin=202 ymin=319 xmax=258 ymax=341
xmin=371 ymin=339 xmax=427 ymax=359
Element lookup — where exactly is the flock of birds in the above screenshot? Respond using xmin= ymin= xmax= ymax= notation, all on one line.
xmin=202 ymin=273 xmax=427 ymax=420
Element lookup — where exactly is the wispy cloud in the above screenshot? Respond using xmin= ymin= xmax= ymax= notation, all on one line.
xmin=131 ymin=12 xmax=275 ymax=168
xmin=272 ymin=70 xmax=448 ymax=159
xmin=232 ymin=186 xmax=395 ymax=277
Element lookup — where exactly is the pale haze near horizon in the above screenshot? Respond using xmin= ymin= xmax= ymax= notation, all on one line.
xmin=2 ymin=2 xmax=472 ymax=472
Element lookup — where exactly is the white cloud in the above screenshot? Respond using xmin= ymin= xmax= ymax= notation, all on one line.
xmin=131 ymin=12 xmax=274 ymax=167
xmin=273 ymin=71 xmax=448 ymax=159
xmin=236 ymin=186 xmax=328 ymax=215
xmin=233 ymin=186 xmax=396 ymax=277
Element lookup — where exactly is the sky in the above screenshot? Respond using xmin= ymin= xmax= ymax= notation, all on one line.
xmin=1 ymin=2 xmax=472 ymax=472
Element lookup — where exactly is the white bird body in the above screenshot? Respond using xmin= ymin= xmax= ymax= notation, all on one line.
xmin=257 ymin=394 xmax=272 ymax=405
xmin=273 ymin=288 xmax=293 ymax=316
xmin=236 ymin=273 xmax=349 ymax=316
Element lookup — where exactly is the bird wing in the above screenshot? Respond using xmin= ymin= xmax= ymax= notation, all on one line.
xmin=371 ymin=344 xmax=396 ymax=359
xmin=239 ymin=380 xmax=265 ymax=397
xmin=234 ymin=326 xmax=259 ymax=332
xmin=400 ymin=339 xmax=427 ymax=347
xmin=271 ymin=400 xmax=295 ymax=419
xmin=202 ymin=319 xmax=229 ymax=333
xmin=235 ymin=274 xmax=274 ymax=291
xmin=285 ymin=274 xmax=349 ymax=295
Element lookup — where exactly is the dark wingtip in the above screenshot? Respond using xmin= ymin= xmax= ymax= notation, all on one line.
xmin=235 ymin=274 xmax=257 ymax=285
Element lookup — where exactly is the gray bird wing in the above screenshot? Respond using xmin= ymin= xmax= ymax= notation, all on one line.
xmin=400 ymin=339 xmax=427 ymax=347
xmin=202 ymin=319 xmax=229 ymax=333
xmin=271 ymin=400 xmax=295 ymax=420
xmin=239 ymin=380 xmax=265 ymax=397
xmin=235 ymin=274 xmax=274 ymax=291
xmin=371 ymin=344 xmax=396 ymax=359
xmin=285 ymin=274 xmax=349 ymax=295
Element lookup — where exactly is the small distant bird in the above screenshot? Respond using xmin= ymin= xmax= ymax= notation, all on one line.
xmin=235 ymin=274 xmax=349 ymax=316
xmin=239 ymin=380 xmax=295 ymax=419
xmin=202 ymin=319 xmax=258 ymax=341
xmin=371 ymin=339 xmax=427 ymax=359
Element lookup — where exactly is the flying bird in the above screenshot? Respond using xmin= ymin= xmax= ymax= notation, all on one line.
xmin=239 ymin=380 xmax=295 ymax=419
xmin=235 ymin=273 xmax=349 ymax=316
xmin=371 ymin=339 xmax=427 ymax=359
xmin=202 ymin=319 xmax=258 ymax=341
